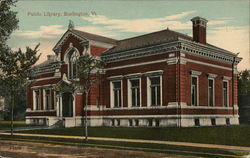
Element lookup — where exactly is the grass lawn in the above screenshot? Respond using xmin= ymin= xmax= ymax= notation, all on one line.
xmin=0 ymin=121 xmax=40 ymax=130
xmin=0 ymin=135 xmax=247 ymax=158
xmin=16 ymin=125 xmax=250 ymax=147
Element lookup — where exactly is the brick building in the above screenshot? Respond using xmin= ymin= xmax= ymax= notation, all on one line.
xmin=26 ymin=17 xmax=242 ymax=127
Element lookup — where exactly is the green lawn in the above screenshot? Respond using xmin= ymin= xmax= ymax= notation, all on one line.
xmin=17 ymin=125 xmax=250 ymax=147
xmin=0 ymin=135 xmax=247 ymax=158
xmin=0 ymin=121 xmax=40 ymax=130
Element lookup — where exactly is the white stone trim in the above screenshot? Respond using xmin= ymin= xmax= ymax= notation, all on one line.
xmin=102 ymin=114 xmax=238 ymax=119
xmin=107 ymin=75 xmax=123 ymax=81
xmin=31 ymin=84 xmax=56 ymax=89
xmin=207 ymin=73 xmax=217 ymax=78
xmin=222 ymin=76 xmax=232 ymax=81
xmin=185 ymin=58 xmax=232 ymax=71
xmin=29 ymin=76 xmax=61 ymax=82
xmin=105 ymin=57 xmax=232 ymax=72
xmin=105 ymin=59 xmax=166 ymax=71
xmin=190 ymin=70 xmax=202 ymax=76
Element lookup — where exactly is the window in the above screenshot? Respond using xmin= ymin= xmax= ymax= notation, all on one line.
xmin=155 ymin=119 xmax=160 ymax=127
xmin=194 ymin=118 xmax=200 ymax=126
xmin=150 ymin=77 xmax=161 ymax=106
xmin=211 ymin=118 xmax=216 ymax=126
xmin=34 ymin=90 xmax=41 ymax=110
xmin=226 ymin=118 xmax=230 ymax=125
xmin=130 ymin=79 xmax=140 ymax=107
xmin=208 ymin=79 xmax=214 ymax=106
xmin=148 ymin=119 xmax=153 ymax=127
xmin=68 ymin=50 xmax=79 ymax=79
xmin=44 ymin=89 xmax=52 ymax=110
xmin=135 ymin=119 xmax=139 ymax=126
xmin=129 ymin=119 xmax=133 ymax=126
xmin=113 ymin=81 xmax=122 ymax=107
xmin=191 ymin=77 xmax=198 ymax=106
xmin=223 ymin=81 xmax=228 ymax=107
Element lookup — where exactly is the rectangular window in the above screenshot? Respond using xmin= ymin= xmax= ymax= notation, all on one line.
xmin=45 ymin=89 xmax=51 ymax=110
xmin=208 ymin=79 xmax=214 ymax=106
xmin=150 ymin=77 xmax=161 ymax=106
xmin=35 ymin=90 xmax=41 ymax=110
xmin=113 ymin=81 xmax=121 ymax=107
xmin=191 ymin=77 xmax=198 ymax=106
xmin=130 ymin=79 xmax=140 ymax=107
xmin=223 ymin=81 xmax=228 ymax=106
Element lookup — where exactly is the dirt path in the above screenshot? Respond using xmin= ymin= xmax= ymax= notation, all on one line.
xmin=0 ymin=140 xmax=195 ymax=158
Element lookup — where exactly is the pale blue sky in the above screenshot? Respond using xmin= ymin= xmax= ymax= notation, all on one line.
xmin=8 ymin=0 xmax=250 ymax=70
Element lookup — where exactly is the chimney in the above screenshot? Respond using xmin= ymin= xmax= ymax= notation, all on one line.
xmin=191 ymin=17 xmax=208 ymax=44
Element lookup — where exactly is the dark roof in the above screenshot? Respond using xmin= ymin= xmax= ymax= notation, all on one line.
xmin=104 ymin=29 xmax=192 ymax=54
xmin=71 ymin=29 xmax=117 ymax=45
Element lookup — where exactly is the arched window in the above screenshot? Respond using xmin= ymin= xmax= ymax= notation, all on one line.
xmin=68 ymin=50 xmax=79 ymax=79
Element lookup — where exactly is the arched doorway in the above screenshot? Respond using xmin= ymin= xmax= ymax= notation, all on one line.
xmin=62 ymin=92 xmax=73 ymax=117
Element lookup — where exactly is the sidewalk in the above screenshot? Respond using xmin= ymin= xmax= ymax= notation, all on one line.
xmin=0 ymin=132 xmax=250 ymax=152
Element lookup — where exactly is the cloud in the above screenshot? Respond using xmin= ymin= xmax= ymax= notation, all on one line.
xmin=14 ymin=25 xmax=65 ymax=39
xmin=82 ymin=11 xmax=197 ymax=33
xmin=208 ymin=26 xmax=250 ymax=70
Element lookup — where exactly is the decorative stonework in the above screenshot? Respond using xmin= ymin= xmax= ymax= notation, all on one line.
xmin=222 ymin=76 xmax=232 ymax=81
xmin=102 ymin=37 xmax=241 ymax=65
xmin=207 ymin=73 xmax=217 ymax=78
xmin=190 ymin=70 xmax=202 ymax=76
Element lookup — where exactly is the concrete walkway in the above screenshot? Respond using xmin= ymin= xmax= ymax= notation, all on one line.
xmin=0 ymin=132 xmax=250 ymax=152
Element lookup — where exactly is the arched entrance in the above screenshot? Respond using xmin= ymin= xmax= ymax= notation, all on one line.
xmin=62 ymin=92 xmax=73 ymax=117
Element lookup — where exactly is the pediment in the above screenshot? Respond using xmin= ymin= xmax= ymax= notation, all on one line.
xmin=53 ymin=29 xmax=89 ymax=54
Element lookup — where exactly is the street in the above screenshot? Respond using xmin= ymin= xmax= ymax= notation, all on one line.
xmin=0 ymin=140 xmax=195 ymax=158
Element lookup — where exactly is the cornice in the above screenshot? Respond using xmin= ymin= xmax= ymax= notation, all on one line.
xmin=102 ymin=37 xmax=242 ymax=65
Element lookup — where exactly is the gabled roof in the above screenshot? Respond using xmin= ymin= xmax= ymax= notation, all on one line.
xmin=71 ymin=29 xmax=117 ymax=45
xmin=104 ymin=29 xmax=192 ymax=54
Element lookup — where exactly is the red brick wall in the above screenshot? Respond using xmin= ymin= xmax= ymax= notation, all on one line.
xmin=90 ymin=45 xmax=108 ymax=56
xmin=193 ymin=26 xmax=206 ymax=44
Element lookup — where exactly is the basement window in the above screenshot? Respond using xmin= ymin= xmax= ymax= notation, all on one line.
xmin=211 ymin=118 xmax=216 ymax=126
xmin=226 ymin=118 xmax=230 ymax=125
xmin=194 ymin=118 xmax=200 ymax=126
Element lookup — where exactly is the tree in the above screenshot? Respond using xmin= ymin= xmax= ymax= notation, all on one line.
xmin=0 ymin=46 xmax=40 ymax=135
xmin=0 ymin=0 xmax=40 ymax=135
xmin=0 ymin=0 xmax=19 ymax=46
xmin=61 ymin=53 xmax=104 ymax=141
xmin=77 ymin=54 xmax=104 ymax=141
xmin=238 ymin=70 xmax=250 ymax=94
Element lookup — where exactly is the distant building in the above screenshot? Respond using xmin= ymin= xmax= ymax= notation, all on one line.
xmin=26 ymin=16 xmax=242 ymax=127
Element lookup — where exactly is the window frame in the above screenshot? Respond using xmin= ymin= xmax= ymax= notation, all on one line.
xmin=208 ymin=78 xmax=215 ymax=107
xmin=110 ymin=80 xmax=123 ymax=108
xmin=191 ymin=75 xmax=199 ymax=106
xmin=128 ymin=78 xmax=141 ymax=107
xmin=222 ymin=80 xmax=229 ymax=107
xmin=147 ymin=76 xmax=162 ymax=106
xmin=68 ymin=50 xmax=79 ymax=80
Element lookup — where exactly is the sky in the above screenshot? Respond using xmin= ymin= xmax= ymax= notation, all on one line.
xmin=7 ymin=0 xmax=250 ymax=70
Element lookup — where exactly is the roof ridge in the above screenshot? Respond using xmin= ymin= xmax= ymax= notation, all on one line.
xmin=72 ymin=29 xmax=118 ymax=42
xmin=117 ymin=28 xmax=192 ymax=42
